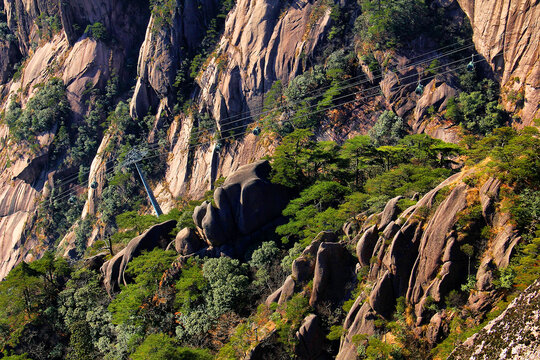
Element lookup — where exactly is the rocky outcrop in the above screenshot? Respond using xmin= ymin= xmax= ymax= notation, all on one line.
xmin=0 ymin=0 xmax=151 ymax=279
xmin=198 ymin=0 xmax=331 ymax=123
xmin=100 ymin=220 xmax=177 ymax=295
xmin=456 ymin=0 xmax=539 ymax=125
xmin=310 ymin=242 xmax=356 ymax=308
xmin=336 ymin=173 xmax=521 ymax=359
xmin=267 ymin=232 xmax=356 ymax=309
xmin=0 ymin=38 xmax=20 ymax=83
xmin=193 ymin=160 xmax=290 ymax=248
xmin=169 ymin=227 xmax=205 ymax=255
xmin=295 ymin=314 xmax=332 ymax=360
xmin=449 ymin=279 xmax=540 ymax=360
xmin=129 ymin=0 xmax=219 ymax=119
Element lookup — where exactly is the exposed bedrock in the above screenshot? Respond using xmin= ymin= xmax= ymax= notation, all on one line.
xmin=456 ymin=0 xmax=539 ymax=125
xmin=100 ymin=220 xmax=177 ymax=295
xmin=192 ymin=160 xmax=290 ymax=249
xmin=449 ymin=279 xmax=540 ymax=360
xmin=130 ymin=0 xmax=220 ymax=119
xmin=336 ymin=174 xmax=521 ymax=359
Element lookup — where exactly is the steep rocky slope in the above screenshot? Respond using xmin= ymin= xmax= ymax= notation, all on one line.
xmin=456 ymin=0 xmax=539 ymax=126
xmin=0 ymin=0 xmax=149 ymax=278
xmin=449 ymin=279 xmax=540 ymax=360
xmin=0 ymin=0 xmax=537 ymax=287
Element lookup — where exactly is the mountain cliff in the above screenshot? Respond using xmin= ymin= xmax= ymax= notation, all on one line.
xmin=0 ymin=0 xmax=538 ymax=358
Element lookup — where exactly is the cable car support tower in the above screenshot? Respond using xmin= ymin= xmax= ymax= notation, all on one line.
xmin=121 ymin=148 xmax=163 ymax=216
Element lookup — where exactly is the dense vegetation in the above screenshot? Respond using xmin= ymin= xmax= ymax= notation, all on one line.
xmin=1 ymin=0 xmax=537 ymax=359
xmin=3 ymin=123 xmax=538 ymax=358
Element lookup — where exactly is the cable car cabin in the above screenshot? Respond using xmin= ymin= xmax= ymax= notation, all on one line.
xmin=90 ymin=180 xmax=98 ymax=189
xmin=216 ymin=142 xmax=222 ymax=151
xmin=415 ymin=83 xmax=424 ymax=96
xmin=252 ymin=127 xmax=261 ymax=136
xmin=467 ymin=54 xmax=475 ymax=72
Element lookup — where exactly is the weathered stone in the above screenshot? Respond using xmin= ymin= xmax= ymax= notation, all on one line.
xmin=278 ymin=276 xmax=296 ymax=305
xmin=310 ymin=242 xmax=356 ymax=307
xmin=456 ymin=0 xmax=540 ymax=125
xmin=295 ymin=314 xmax=332 ymax=360
xmin=407 ymin=184 xmax=468 ymax=305
xmin=378 ymin=196 xmax=404 ymax=229
xmin=100 ymin=220 xmax=177 ymax=295
xmin=426 ymin=312 xmax=447 ymax=344
xmin=337 ymin=302 xmax=378 ymax=360
xmin=369 ymin=271 xmax=396 ymax=318
xmin=450 ymin=280 xmax=540 ymax=360
xmin=479 ymin=177 xmax=501 ymax=225
xmin=194 ymin=160 xmax=289 ymax=248
xmin=356 ymin=225 xmax=379 ymax=267
xmin=172 ymin=228 xmax=205 ymax=255
xmin=265 ymin=287 xmax=282 ymax=306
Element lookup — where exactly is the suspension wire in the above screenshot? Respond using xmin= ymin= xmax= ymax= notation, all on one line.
xmin=30 ymin=27 xmax=527 ymax=196
xmin=47 ymin=56 xmax=487 ymax=206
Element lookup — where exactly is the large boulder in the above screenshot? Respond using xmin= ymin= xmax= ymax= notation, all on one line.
xmin=170 ymin=227 xmax=205 ymax=255
xmin=101 ymin=220 xmax=177 ymax=295
xmin=295 ymin=314 xmax=332 ymax=360
xmin=193 ymin=160 xmax=290 ymax=249
xmin=310 ymin=242 xmax=357 ymax=308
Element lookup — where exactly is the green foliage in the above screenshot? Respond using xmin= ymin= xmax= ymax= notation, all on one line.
xmin=277 ymin=294 xmax=311 ymax=350
xmin=365 ymin=164 xmax=451 ymax=199
xmin=58 ymin=269 xmax=113 ymax=358
xmin=493 ymin=267 xmax=516 ymax=290
xmin=175 ymin=257 xmax=250 ymax=341
xmin=277 ymin=181 xmax=351 ymax=245
xmin=460 ymin=274 xmax=477 ymax=292
xmin=5 ymin=78 xmax=70 ymax=141
xmin=132 ymin=333 xmax=212 ymax=360
xmin=175 ymin=258 xmax=207 ymax=312
xmin=0 ymin=18 xmax=17 ymax=42
xmin=108 ymin=249 xmax=177 ymax=326
xmin=368 ymin=111 xmax=408 ymax=147
xmin=0 ymin=253 xmax=71 ymax=350
xmin=355 ymin=0 xmax=430 ymax=49
xmin=281 ymin=242 xmax=304 ymax=274
xmin=467 ymin=127 xmax=540 ymax=190
xmin=85 ymin=22 xmax=108 ymax=41
xmin=270 ymin=129 xmax=316 ymax=189
xmin=203 ymin=257 xmax=250 ymax=314
xmin=446 ymin=77 xmax=507 ymax=135
xmin=327 ymin=325 xmax=344 ymax=341
xmin=249 ymin=241 xmax=282 ymax=289
xmin=74 ymin=216 xmax=94 ymax=258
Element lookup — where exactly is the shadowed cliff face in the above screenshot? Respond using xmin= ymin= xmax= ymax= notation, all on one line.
xmin=0 ymin=0 xmax=150 ymax=279
xmin=456 ymin=0 xmax=539 ymax=125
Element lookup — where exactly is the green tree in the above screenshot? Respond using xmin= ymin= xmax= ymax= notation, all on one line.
xmin=369 ymin=111 xmax=407 ymax=147
xmin=340 ymin=135 xmax=376 ymax=188
xmin=108 ymin=249 xmax=177 ymax=326
xmin=271 ymin=129 xmax=316 ymax=189
xmin=132 ymin=333 xmax=212 ymax=360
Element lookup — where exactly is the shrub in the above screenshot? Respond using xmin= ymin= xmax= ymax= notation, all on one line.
xmin=6 ymin=78 xmax=69 ymax=141
xmin=85 ymin=22 xmax=109 ymax=41
xmin=132 ymin=333 xmax=212 ymax=360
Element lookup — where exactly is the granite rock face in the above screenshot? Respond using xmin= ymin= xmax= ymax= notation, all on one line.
xmin=101 ymin=220 xmax=177 ymax=295
xmin=449 ymin=279 xmax=540 ymax=360
xmin=336 ymin=174 xmax=521 ymax=359
xmin=456 ymin=0 xmax=539 ymax=125
xmin=193 ymin=160 xmax=290 ymax=247
xmin=130 ymin=0 xmax=220 ymax=119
